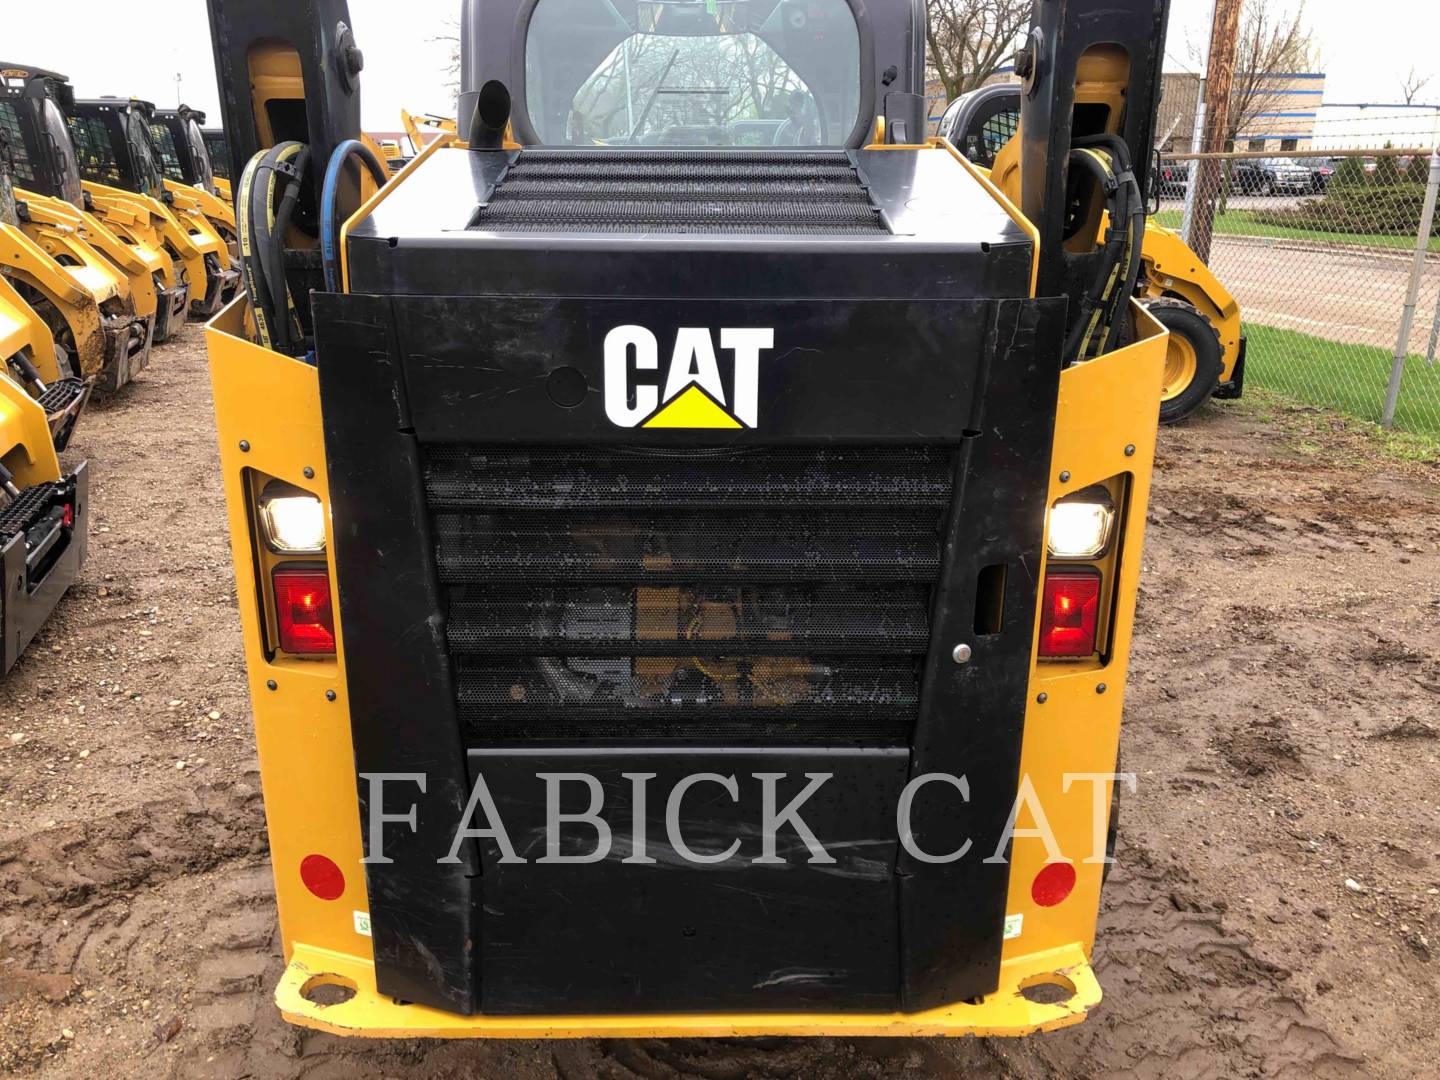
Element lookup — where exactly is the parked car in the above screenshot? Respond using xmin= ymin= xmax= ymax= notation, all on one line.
xmin=1156 ymin=161 xmax=1189 ymax=196
xmin=1293 ymin=157 xmax=1336 ymax=193
xmin=1230 ymin=158 xmax=1313 ymax=195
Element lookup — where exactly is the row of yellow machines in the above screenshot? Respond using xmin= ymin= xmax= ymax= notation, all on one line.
xmin=0 ymin=63 xmax=239 ymax=673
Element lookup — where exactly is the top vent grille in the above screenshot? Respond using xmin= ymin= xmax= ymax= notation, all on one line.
xmin=469 ymin=150 xmax=887 ymax=235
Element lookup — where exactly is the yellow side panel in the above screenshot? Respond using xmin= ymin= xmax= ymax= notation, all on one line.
xmin=206 ymin=300 xmax=372 ymax=965
xmin=999 ymin=302 xmax=1166 ymax=963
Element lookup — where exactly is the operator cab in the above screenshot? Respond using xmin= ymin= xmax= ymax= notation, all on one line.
xmin=67 ymin=97 xmax=170 ymax=202
xmin=0 ymin=66 xmax=84 ymax=207
xmin=151 ymin=105 xmax=218 ymax=195
xmin=522 ymin=0 xmax=861 ymax=147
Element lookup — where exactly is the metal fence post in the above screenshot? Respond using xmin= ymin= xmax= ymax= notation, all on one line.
xmin=1179 ymin=86 xmax=1207 ymax=247
xmin=1381 ymin=148 xmax=1440 ymax=428
xmin=1425 ymin=272 xmax=1440 ymax=366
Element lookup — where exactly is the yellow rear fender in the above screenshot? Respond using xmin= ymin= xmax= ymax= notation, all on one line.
xmin=18 ymin=220 xmax=128 ymax=306
xmin=0 ymin=379 xmax=62 ymax=485
xmin=80 ymin=182 xmax=148 ymax=230
xmin=0 ymin=274 xmax=54 ymax=376
xmin=133 ymin=196 xmax=213 ymax=301
xmin=166 ymin=191 xmax=229 ymax=259
xmin=0 ymin=223 xmax=89 ymax=306
xmin=1138 ymin=223 xmax=1243 ymax=382
xmin=0 ymin=348 xmax=62 ymax=485
xmin=16 ymin=191 xmax=158 ymax=319
xmin=0 ymin=225 xmax=106 ymax=379
xmin=22 ymin=192 xmax=159 ymax=280
xmin=165 ymin=178 xmax=236 ymax=233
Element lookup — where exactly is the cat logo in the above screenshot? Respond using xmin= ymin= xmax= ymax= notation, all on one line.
xmin=603 ymin=325 xmax=774 ymax=429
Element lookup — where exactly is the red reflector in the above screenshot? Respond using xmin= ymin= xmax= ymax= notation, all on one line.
xmin=300 ymin=853 xmax=345 ymax=901
xmin=61 ymin=503 xmax=74 ymax=528
xmin=273 ymin=566 xmax=336 ymax=655
xmin=1038 ymin=570 xmax=1101 ymax=658
xmin=1032 ymin=861 xmax=1077 ymax=907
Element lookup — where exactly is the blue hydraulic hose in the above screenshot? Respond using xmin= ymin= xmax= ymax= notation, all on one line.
xmin=321 ymin=140 xmax=389 ymax=292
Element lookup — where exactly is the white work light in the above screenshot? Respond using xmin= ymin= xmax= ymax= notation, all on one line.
xmin=1047 ymin=494 xmax=1115 ymax=559
xmin=258 ymin=484 xmax=327 ymax=554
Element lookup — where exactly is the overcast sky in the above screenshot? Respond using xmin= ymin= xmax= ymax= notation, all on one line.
xmin=5 ymin=0 xmax=1435 ymax=135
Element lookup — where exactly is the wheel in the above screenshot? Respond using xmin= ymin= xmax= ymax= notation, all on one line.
xmin=1149 ymin=300 xmax=1224 ymax=424
xmin=18 ymin=289 xmax=83 ymax=379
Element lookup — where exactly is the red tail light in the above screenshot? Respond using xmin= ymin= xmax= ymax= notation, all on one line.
xmin=273 ymin=566 xmax=336 ymax=655
xmin=1038 ymin=570 xmax=1101 ymax=658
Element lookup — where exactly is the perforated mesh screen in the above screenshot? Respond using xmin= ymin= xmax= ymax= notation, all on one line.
xmin=469 ymin=150 xmax=886 ymax=235
xmin=447 ymin=585 xmax=932 ymax=655
xmin=425 ymin=446 xmax=953 ymax=509
xmin=424 ymin=446 xmax=953 ymax=742
xmin=455 ymin=657 xmax=921 ymax=742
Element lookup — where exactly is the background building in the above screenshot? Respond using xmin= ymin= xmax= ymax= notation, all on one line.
xmin=1310 ymin=102 xmax=1440 ymax=150
xmin=1156 ymin=70 xmax=1326 ymax=152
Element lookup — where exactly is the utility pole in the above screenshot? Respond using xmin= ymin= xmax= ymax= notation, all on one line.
xmin=1190 ymin=0 xmax=1242 ymax=264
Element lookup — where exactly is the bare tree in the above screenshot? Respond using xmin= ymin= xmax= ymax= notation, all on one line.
xmin=1399 ymin=66 xmax=1433 ymax=106
xmin=925 ymin=0 xmax=1031 ymax=102
xmin=432 ymin=16 xmax=462 ymax=100
xmin=1225 ymin=1 xmax=1318 ymax=148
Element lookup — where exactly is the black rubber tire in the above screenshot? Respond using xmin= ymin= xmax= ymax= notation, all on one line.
xmin=1151 ymin=300 xmax=1224 ymax=425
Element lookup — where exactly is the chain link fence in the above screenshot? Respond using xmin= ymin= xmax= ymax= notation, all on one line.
xmin=1156 ymin=140 xmax=1440 ymax=440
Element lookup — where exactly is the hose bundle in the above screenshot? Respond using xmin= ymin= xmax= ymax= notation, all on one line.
xmin=236 ymin=141 xmax=310 ymax=355
xmin=320 ymin=140 xmax=388 ymax=292
xmin=236 ymin=138 xmax=390 ymax=352
xmin=1063 ymin=134 xmax=1146 ymax=364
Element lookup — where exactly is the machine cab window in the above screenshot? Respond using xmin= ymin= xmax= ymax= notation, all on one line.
xmin=523 ymin=0 xmax=861 ymax=147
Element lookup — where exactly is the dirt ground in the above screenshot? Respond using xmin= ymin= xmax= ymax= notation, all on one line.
xmin=1 ymin=324 xmax=1436 ymax=1078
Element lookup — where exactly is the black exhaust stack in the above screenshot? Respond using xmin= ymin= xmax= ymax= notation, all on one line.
xmin=468 ymin=80 xmax=511 ymax=150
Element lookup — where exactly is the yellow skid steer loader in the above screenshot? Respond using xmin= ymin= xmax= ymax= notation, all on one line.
xmin=151 ymin=106 xmax=238 ymax=256
xmin=939 ymin=83 xmax=1245 ymax=423
xmin=67 ymin=95 xmax=240 ymax=320
xmin=1 ymin=70 xmax=152 ymax=390
xmin=201 ymin=127 xmax=231 ymax=203
xmin=199 ymin=0 xmax=1175 ymax=1040
xmin=0 ymin=273 xmax=90 ymax=673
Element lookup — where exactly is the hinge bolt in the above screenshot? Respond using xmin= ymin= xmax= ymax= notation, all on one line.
xmin=238 ymin=440 xmax=250 ymax=452
xmin=1096 ymin=682 xmax=1108 ymax=694
xmin=326 ymin=690 xmax=337 ymax=702
xmin=266 ymin=679 xmax=277 ymax=691
xmin=303 ymin=466 xmax=315 ymax=479
xmin=1059 ymin=470 xmax=1071 ymax=483
xmin=1124 ymin=444 xmax=1136 ymax=457
xmin=1036 ymin=691 xmax=1048 ymax=704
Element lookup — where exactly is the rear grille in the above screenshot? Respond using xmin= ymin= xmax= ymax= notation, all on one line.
xmin=469 ymin=150 xmax=887 ymax=235
xmin=425 ymin=446 xmax=954 ymax=743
